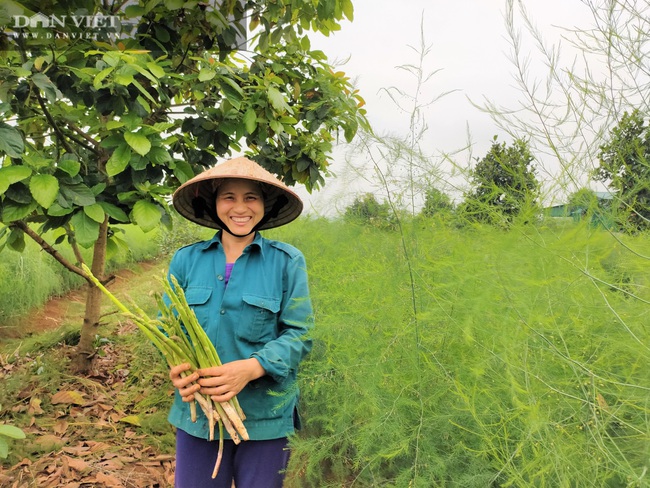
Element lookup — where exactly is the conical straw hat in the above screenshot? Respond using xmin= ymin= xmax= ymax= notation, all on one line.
xmin=172 ymin=157 xmax=303 ymax=230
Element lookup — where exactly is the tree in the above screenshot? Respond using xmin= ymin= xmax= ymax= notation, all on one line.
xmin=460 ymin=137 xmax=539 ymax=225
xmin=344 ymin=193 xmax=396 ymax=230
xmin=0 ymin=0 xmax=366 ymax=372
xmin=566 ymin=188 xmax=599 ymax=218
xmin=595 ymin=110 xmax=650 ymax=233
xmin=420 ymin=186 xmax=453 ymax=218
xmin=477 ymin=2 xmax=650 ymax=218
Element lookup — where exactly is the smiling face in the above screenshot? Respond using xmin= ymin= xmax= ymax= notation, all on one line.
xmin=215 ymin=178 xmax=265 ymax=237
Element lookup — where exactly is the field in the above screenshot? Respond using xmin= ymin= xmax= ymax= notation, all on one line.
xmin=0 ymin=217 xmax=649 ymax=487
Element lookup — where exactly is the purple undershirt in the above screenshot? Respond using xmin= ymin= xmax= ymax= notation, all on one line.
xmin=224 ymin=262 xmax=234 ymax=285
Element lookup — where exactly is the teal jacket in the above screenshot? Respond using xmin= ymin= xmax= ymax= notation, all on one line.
xmin=165 ymin=231 xmax=313 ymax=440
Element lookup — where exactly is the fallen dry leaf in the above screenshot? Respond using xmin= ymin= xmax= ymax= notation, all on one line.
xmin=29 ymin=396 xmax=44 ymax=415
xmin=63 ymin=455 xmax=89 ymax=472
xmin=98 ymin=459 xmax=124 ymax=470
xmin=51 ymin=390 xmax=86 ymax=406
xmin=87 ymin=441 xmax=111 ymax=453
xmin=94 ymin=471 xmax=123 ymax=487
xmin=53 ymin=419 xmax=69 ymax=435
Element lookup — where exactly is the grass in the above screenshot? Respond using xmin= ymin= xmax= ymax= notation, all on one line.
xmin=278 ymin=218 xmax=650 ymax=487
xmin=0 ymin=259 xmax=176 ymax=480
xmin=0 ymin=224 xmax=162 ymax=326
xmin=1 ymin=218 xmax=649 ymax=487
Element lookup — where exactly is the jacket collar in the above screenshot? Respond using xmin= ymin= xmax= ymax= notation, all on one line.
xmin=197 ymin=231 xmax=264 ymax=257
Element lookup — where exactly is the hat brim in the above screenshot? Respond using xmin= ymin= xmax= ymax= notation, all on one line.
xmin=172 ymin=157 xmax=304 ymax=230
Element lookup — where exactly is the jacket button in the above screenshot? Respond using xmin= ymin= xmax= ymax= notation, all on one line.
xmin=217 ymin=275 xmax=224 ymax=281
xmin=220 ymin=309 xmax=225 ymax=315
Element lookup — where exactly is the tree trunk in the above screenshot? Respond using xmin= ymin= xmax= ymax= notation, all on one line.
xmin=71 ymin=217 xmax=109 ymax=374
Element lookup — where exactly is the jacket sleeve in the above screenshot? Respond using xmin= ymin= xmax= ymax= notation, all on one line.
xmin=251 ymin=251 xmax=314 ymax=383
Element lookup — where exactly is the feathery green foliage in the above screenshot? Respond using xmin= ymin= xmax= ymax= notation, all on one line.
xmin=274 ymin=218 xmax=650 ymax=487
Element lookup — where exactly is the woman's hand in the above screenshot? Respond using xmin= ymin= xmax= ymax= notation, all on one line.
xmin=197 ymin=358 xmax=265 ymax=403
xmin=169 ymin=363 xmax=201 ymax=402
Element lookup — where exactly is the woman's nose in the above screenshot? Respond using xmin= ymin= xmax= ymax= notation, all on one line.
xmin=232 ymin=198 xmax=247 ymax=212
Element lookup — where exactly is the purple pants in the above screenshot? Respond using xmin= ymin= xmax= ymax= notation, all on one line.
xmin=174 ymin=429 xmax=290 ymax=488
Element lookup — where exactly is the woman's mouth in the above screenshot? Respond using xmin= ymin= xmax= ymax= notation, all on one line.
xmin=231 ymin=216 xmax=252 ymax=224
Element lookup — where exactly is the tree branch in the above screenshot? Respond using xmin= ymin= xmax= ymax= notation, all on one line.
xmin=12 ymin=221 xmax=116 ymax=286
xmin=64 ymin=225 xmax=86 ymax=268
xmin=35 ymin=91 xmax=75 ymax=155
xmin=65 ymin=122 xmax=100 ymax=148
xmin=34 ymin=94 xmax=100 ymax=156
xmin=11 ymin=221 xmax=91 ymax=284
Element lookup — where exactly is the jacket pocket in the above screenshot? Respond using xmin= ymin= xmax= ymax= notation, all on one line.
xmin=238 ymin=294 xmax=280 ymax=343
xmin=184 ymin=287 xmax=213 ymax=329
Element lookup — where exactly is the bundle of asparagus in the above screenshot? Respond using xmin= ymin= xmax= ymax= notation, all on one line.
xmin=82 ymin=264 xmax=248 ymax=478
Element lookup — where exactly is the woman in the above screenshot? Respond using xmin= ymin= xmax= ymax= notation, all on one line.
xmin=166 ymin=157 xmax=313 ymax=487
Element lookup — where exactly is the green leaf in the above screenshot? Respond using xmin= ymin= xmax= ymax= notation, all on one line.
xmin=104 ymin=236 xmax=120 ymax=260
xmin=129 ymin=64 xmax=159 ymax=87
xmin=59 ymin=183 xmax=96 ymax=207
xmin=124 ymin=132 xmax=151 ymax=156
xmin=130 ymin=79 xmax=156 ymax=107
xmin=132 ymin=200 xmax=161 ymax=232
xmin=198 ymin=69 xmax=216 ymax=82
xmin=121 ymin=112 xmax=144 ymax=131
xmin=114 ymin=72 xmax=134 ymax=86
xmin=164 ymin=0 xmax=184 ymax=11
xmin=57 ymin=158 xmax=81 ymax=177
xmin=220 ymin=77 xmax=243 ymax=110
xmin=91 ymin=182 xmax=107 ymax=196
xmin=1 ymin=201 xmax=37 ymax=222
xmin=0 ymin=123 xmax=24 ymax=158
xmin=136 ymin=95 xmax=151 ymax=114
xmin=98 ymin=202 xmax=129 ymax=222
xmin=125 ymin=4 xmax=145 ymax=17
xmin=23 ymin=154 xmax=53 ymax=170
xmin=107 ymin=233 xmax=130 ymax=258
xmin=106 ymin=144 xmax=132 ymax=176
xmin=0 ymin=166 xmax=32 ymax=194
xmin=0 ymin=438 xmax=7 ymax=459
xmin=6 ymin=226 xmax=25 ymax=252
xmin=341 ymin=0 xmax=354 ymax=20
xmin=83 ymin=203 xmax=106 ymax=223
xmin=146 ymin=61 xmax=165 ymax=79
xmin=269 ymin=120 xmax=283 ymax=134
xmin=93 ymin=66 xmax=115 ymax=89
xmin=106 ymin=120 xmax=125 ymax=130
xmin=173 ymin=160 xmax=194 ymax=184
xmin=243 ymin=108 xmax=257 ymax=134
xmin=148 ymin=146 xmax=172 ymax=164
xmin=31 ymin=73 xmax=62 ymax=103
xmin=0 ymin=425 xmax=26 ymax=440
xmin=47 ymin=203 xmax=74 ymax=217
xmin=268 ymin=87 xmax=292 ymax=114
xmin=119 ymin=415 xmax=141 ymax=426
xmin=29 ymin=174 xmax=59 ymax=209
xmin=71 ymin=211 xmax=100 ymax=248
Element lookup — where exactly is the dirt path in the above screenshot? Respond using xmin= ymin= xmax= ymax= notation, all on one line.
xmin=1 ymin=260 xmax=165 ymax=340
xmin=0 ymin=259 xmax=176 ymax=488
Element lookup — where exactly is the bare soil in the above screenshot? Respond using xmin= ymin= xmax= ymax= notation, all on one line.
xmin=0 ymin=260 xmax=177 ymax=488
xmin=0 ymin=261 xmax=160 ymax=340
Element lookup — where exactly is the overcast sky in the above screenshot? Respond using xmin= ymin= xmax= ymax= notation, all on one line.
xmin=295 ymin=0 xmax=596 ymax=214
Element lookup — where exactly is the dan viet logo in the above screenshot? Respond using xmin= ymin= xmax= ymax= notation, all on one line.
xmin=10 ymin=13 xmax=122 ymax=40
